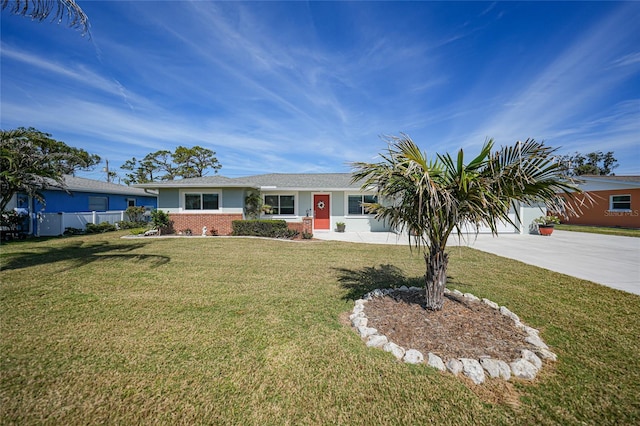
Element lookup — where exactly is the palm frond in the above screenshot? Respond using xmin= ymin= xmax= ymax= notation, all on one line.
xmin=2 ymin=0 xmax=90 ymax=36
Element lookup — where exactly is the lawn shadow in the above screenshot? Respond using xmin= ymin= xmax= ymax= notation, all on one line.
xmin=0 ymin=239 xmax=170 ymax=271
xmin=335 ymin=264 xmax=424 ymax=301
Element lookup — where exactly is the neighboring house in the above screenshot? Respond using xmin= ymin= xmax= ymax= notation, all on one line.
xmin=135 ymin=173 xmax=543 ymax=235
xmin=560 ymin=175 xmax=640 ymax=228
xmin=6 ymin=175 xmax=158 ymax=236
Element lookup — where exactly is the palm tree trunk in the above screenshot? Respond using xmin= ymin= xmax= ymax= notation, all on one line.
xmin=424 ymin=248 xmax=448 ymax=310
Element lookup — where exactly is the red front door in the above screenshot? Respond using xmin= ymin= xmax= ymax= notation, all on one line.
xmin=313 ymin=194 xmax=330 ymax=230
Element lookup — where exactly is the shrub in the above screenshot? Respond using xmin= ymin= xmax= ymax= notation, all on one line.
xmin=1 ymin=210 xmax=25 ymax=229
xmin=125 ymin=206 xmax=146 ymax=223
xmin=302 ymin=232 xmax=313 ymax=240
xmin=281 ymin=229 xmax=299 ymax=239
xmin=116 ymin=220 xmax=147 ymax=229
xmin=85 ymin=222 xmax=117 ymax=234
xmin=232 ymin=219 xmax=298 ymax=239
xmin=63 ymin=227 xmax=85 ymax=235
xmin=150 ymin=210 xmax=173 ymax=234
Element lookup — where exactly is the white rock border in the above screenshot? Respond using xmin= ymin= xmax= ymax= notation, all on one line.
xmin=350 ymin=287 xmax=557 ymax=384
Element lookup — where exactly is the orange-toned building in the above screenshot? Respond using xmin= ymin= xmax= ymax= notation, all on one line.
xmin=561 ymin=175 xmax=640 ymax=229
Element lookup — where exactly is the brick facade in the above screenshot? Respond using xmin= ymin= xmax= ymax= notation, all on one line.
xmin=168 ymin=214 xmax=314 ymax=238
xmin=169 ymin=213 xmax=243 ymax=236
xmin=287 ymin=217 xmax=313 ymax=237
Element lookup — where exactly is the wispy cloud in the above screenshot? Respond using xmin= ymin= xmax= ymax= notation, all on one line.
xmin=472 ymin=3 xmax=639 ymax=152
xmin=610 ymin=52 xmax=640 ymax=68
xmin=1 ymin=1 xmax=638 ymax=176
xmin=1 ymin=44 xmax=139 ymax=108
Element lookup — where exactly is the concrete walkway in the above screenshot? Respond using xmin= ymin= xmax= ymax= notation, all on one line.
xmin=313 ymin=230 xmax=640 ymax=296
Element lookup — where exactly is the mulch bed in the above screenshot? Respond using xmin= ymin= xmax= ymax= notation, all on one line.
xmin=363 ymin=290 xmax=534 ymax=361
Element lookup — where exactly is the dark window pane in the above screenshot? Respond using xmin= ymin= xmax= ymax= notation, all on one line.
xmin=265 ymin=195 xmax=278 ymax=214
xmin=362 ymin=195 xmax=377 ymax=214
xmin=280 ymin=196 xmax=294 ymax=214
xmin=613 ymin=202 xmax=631 ymax=209
xmin=203 ymin=194 xmax=219 ymax=210
xmin=348 ymin=195 xmax=362 ymax=215
xmin=185 ymin=194 xmax=201 ymax=210
xmin=88 ymin=196 xmax=108 ymax=211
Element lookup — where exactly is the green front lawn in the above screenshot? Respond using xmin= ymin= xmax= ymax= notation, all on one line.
xmin=1 ymin=232 xmax=638 ymax=424
xmin=556 ymin=223 xmax=640 ymax=237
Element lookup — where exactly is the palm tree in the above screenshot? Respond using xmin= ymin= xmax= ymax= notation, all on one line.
xmin=351 ymin=135 xmax=583 ymax=311
xmin=2 ymin=0 xmax=90 ymax=35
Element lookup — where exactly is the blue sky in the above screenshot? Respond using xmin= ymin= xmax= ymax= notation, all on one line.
xmin=1 ymin=1 xmax=639 ymax=181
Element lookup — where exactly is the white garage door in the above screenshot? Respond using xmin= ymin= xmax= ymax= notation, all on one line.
xmin=461 ymin=213 xmax=519 ymax=234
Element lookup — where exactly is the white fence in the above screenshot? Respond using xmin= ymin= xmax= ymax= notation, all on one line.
xmin=38 ymin=211 xmax=128 ymax=237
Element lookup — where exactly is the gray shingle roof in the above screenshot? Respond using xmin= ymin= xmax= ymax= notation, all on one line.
xmin=580 ymin=175 xmax=640 ymax=184
xmin=135 ymin=173 xmax=367 ymax=190
xmin=136 ymin=175 xmax=239 ymax=188
xmin=236 ymin=173 xmax=363 ymax=189
xmin=50 ymin=175 xmax=156 ymax=196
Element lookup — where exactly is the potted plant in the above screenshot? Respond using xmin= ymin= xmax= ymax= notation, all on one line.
xmin=336 ymin=222 xmax=346 ymax=232
xmin=533 ymin=215 xmax=560 ymax=236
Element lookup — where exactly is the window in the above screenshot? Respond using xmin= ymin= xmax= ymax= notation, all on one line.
xmin=127 ymin=198 xmax=136 ymax=207
xmin=88 ymin=196 xmax=108 ymax=211
xmin=264 ymin=195 xmax=295 ymax=215
xmin=610 ymin=195 xmax=631 ymax=211
xmin=185 ymin=193 xmax=219 ymax=210
xmin=348 ymin=194 xmax=377 ymax=215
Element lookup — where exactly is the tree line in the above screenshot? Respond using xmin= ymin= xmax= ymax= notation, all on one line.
xmin=120 ymin=147 xmax=221 ymax=185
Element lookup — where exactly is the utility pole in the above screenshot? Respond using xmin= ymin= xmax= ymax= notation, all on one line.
xmin=103 ymin=159 xmax=111 ymax=183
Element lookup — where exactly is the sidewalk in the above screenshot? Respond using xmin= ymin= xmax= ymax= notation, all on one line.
xmin=313 ymin=230 xmax=640 ymax=295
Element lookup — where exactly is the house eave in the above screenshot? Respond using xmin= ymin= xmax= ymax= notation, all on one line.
xmin=134 ymin=183 xmax=260 ymax=190
xmin=578 ymin=176 xmax=640 ymax=188
xmin=259 ymin=186 xmax=371 ymax=192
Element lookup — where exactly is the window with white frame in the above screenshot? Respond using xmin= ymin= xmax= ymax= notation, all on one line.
xmin=88 ymin=196 xmax=108 ymax=211
xmin=185 ymin=193 xmax=219 ymax=210
xmin=610 ymin=194 xmax=631 ymax=211
xmin=264 ymin=195 xmax=295 ymax=215
xmin=348 ymin=194 xmax=377 ymax=215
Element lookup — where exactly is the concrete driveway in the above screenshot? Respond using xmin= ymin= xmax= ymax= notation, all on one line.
xmin=314 ymin=230 xmax=640 ymax=295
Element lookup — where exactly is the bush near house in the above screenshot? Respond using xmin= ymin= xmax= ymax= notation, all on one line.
xmin=150 ymin=210 xmax=173 ymax=235
xmin=116 ymin=220 xmax=147 ymax=229
xmin=232 ymin=219 xmax=299 ymax=239
xmin=125 ymin=206 xmax=146 ymax=223
xmin=85 ymin=222 xmax=117 ymax=234
xmin=63 ymin=227 xmax=84 ymax=236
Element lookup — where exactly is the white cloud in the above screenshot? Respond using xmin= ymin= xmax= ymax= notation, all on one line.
xmin=472 ymin=3 xmax=639 ymax=151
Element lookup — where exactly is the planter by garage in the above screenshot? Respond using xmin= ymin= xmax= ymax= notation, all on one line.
xmin=336 ymin=223 xmax=346 ymax=232
xmin=538 ymin=224 xmax=554 ymax=236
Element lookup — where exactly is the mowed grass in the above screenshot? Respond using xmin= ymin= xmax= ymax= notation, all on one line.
xmin=555 ymin=223 xmax=640 ymax=238
xmin=1 ymin=232 xmax=639 ymax=425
